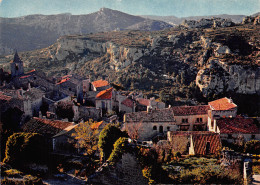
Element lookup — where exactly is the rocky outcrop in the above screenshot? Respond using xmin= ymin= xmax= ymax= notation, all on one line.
xmin=182 ymin=18 xmax=234 ymax=28
xmin=242 ymin=15 xmax=260 ymax=25
xmin=196 ymin=59 xmax=260 ymax=95
xmin=87 ymin=153 xmax=148 ymax=185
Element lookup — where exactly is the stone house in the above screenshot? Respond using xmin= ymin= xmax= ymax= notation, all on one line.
xmin=120 ymin=98 xmax=135 ymax=113
xmin=208 ymin=97 xmax=237 ymax=127
xmin=91 ymin=79 xmax=110 ymax=91
xmin=95 ymin=87 xmax=114 ymax=114
xmin=135 ymin=97 xmax=165 ymax=112
xmin=124 ymin=105 xmax=210 ymax=141
xmin=171 ymin=105 xmax=210 ymax=131
xmin=167 ymin=131 xmax=221 ymax=156
xmin=22 ymin=117 xmax=74 ymax=151
xmin=209 ymin=116 xmax=260 ymax=143
xmin=189 ymin=132 xmax=221 ymax=156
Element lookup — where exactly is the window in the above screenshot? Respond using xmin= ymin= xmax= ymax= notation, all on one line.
xmin=197 ymin=118 xmax=203 ymax=122
xmin=153 ymin=126 xmax=157 ymax=130
xmin=167 ymin=126 xmax=170 ymax=131
xmin=228 ymin=134 xmax=232 ymax=139
xmin=206 ymin=142 xmax=210 ymax=155
xmin=182 ymin=118 xmax=188 ymax=123
xmin=69 ymin=88 xmax=72 ymax=91
xmin=251 ymin=135 xmax=255 ymax=139
xmin=159 ymin=126 xmax=163 ymax=133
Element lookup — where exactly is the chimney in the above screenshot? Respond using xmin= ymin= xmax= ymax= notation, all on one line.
xmin=147 ymin=106 xmax=152 ymax=113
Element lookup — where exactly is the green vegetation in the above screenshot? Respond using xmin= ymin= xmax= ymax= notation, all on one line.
xmin=108 ymin=137 xmax=130 ymax=165
xmin=3 ymin=133 xmax=47 ymax=167
xmin=163 ymin=157 xmax=243 ymax=184
xmin=98 ymin=124 xmax=128 ymax=161
xmin=244 ymin=140 xmax=260 ymax=154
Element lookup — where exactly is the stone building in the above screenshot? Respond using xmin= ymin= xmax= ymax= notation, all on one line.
xmin=124 ymin=105 xmax=210 ymax=141
xmin=95 ymin=87 xmax=114 ymax=114
xmin=167 ymin=131 xmax=222 ymax=156
xmin=209 ymin=116 xmax=260 ymax=143
xmin=91 ymin=79 xmax=110 ymax=91
xmin=10 ymin=51 xmax=24 ymax=77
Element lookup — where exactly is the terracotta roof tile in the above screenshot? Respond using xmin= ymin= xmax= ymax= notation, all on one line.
xmin=192 ymin=133 xmax=221 ymax=155
xmin=121 ymin=98 xmax=134 ymax=108
xmin=136 ymin=98 xmax=150 ymax=106
xmin=172 ymin=105 xmax=210 ymax=116
xmin=96 ymin=87 xmax=113 ymax=99
xmin=22 ymin=117 xmax=74 ymax=136
xmin=217 ymin=117 xmax=258 ymax=134
xmin=90 ymin=121 xmax=104 ymax=130
xmin=92 ymin=80 xmax=109 ymax=88
xmin=209 ymin=97 xmax=237 ymax=111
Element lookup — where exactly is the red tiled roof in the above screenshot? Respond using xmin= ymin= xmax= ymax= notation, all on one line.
xmin=22 ymin=117 xmax=74 ymax=136
xmin=121 ymin=98 xmax=134 ymax=108
xmin=57 ymin=77 xmax=71 ymax=84
xmin=171 ymin=105 xmax=210 ymax=116
xmin=96 ymin=87 xmax=113 ymax=99
xmin=192 ymin=133 xmax=221 ymax=155
xmin=92 ymin=80 xmax=109 ymax=88
xmin=216 ymin=117 xmax=258 ymax=134
xmin=0 ymin=91 xmax=12 ymax=101
xmin=136 ymin=98 xmax=150 ymax=106
xmin=90 ymin=121 xmax=104 ymax=130
xmin=19 ymin=75 xmax=31 ymax=79
xmin=209 ymin=97 xmax=237 ymax=111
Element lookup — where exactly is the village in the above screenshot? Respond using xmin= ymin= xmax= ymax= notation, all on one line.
xmin=1 ymin=52 xmax=260 ymax=184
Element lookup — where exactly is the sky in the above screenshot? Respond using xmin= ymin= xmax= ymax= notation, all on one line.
xmin=0 ymin=0 xmax=259 ymax=18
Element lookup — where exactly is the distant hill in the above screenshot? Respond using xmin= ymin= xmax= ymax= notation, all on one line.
xmin=0 ymin=8 xmax=172 ymax=55
xmin=141 ymin=14 xmax=246 ymax=25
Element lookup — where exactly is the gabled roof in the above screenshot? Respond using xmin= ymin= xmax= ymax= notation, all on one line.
xmin=209 ymin=97 xmax=237 ymax=111
xmin=96 ymin=87 xmax=113 ymax=99
xmin=171 ymin=105 xmax=210 ymax=116
xmin=121 ymin=98 xmax=134 ymax=108
xmin=92 ymin=79 xmax=109 ymax=88
xmin=136 ymin=98 xmax=150 ymax=106
xmin=216 ymin=117 xmax=259 ymax=134
xmin=90 ymin=121 xmax=104 ymax=130
xmin=125 ymin=108 xmax=175 ymax=122
xmin=192 ymin=132 xmax=221 ymax=155
xmin=22 ymin=117 xmax=74 ymax=136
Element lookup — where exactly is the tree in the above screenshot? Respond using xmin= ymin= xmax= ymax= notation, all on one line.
xmin=108 ymin=137 xmax=129 ymax=164
xmin=125 ymin=121 xmax=143 ymax=140
xmin=3 ymin=133 xmax=47 ymax=167
xmin=244 ymin=140 xmax=260 ymax=154
xmin=98 ymin=124 xmax=128 ymax=161
xmin=71 ymin=119 xmax=99 ymax=156
xmin=159 ymin=90 xmax=166 ymax=102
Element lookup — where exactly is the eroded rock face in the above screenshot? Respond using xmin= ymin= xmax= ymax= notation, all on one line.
xmin=182 ymin=18 xmax=234 ymax=28
xmin=196 ymin=59 xmax=260 ymax=95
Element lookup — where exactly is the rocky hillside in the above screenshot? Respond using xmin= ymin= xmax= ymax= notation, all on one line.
xmin=141 ymin=14 xmax=246 ymax=26
xmin=0 ymin=8 xmax=172 ymax=55
xmin=0 ymin=17 xmax=259 ymax=115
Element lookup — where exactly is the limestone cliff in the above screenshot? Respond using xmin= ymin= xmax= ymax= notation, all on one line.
xmin=196 ymin=59 xmax=260 ymax=95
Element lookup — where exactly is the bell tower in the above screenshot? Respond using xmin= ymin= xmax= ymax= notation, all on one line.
xmin=10 ymin=51 xmax=24 ymax=77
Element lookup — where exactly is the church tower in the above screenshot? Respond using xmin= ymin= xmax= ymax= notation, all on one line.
xmin=10 ymin=51 xmax=24 ymax=77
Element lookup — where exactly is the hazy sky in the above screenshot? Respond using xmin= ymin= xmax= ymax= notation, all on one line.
xmin=0 ymin=0 xmax=259 ymax=18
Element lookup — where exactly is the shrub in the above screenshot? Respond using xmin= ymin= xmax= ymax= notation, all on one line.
xmin=98 ymin=124 xmax=128 ymax=161
xmin=3 ymin=133 xmax=47 ymax=167
xmin=108 ymin=137 xmax=129 ymax=164
xmin=244 ymin=140 xmax=260 ymax=154
xmin=5 ymin=169 xmax=23 ymax=177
